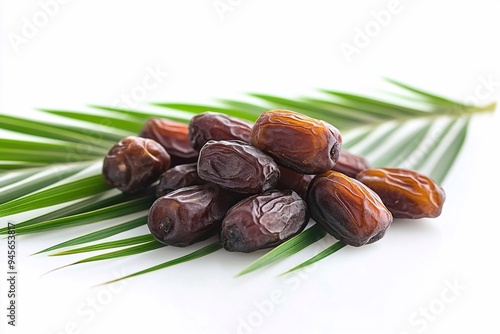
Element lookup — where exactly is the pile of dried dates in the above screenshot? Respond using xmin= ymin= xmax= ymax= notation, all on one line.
xmin=102 ymin=110 xmax=445 ymax=252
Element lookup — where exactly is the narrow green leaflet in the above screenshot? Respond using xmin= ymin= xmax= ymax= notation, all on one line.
xmin=429 ymin=118 xmax=469 ymax=183
xmin=0 ymin=192 xmax=130 ymax=234
xmin=0 ymin=162 xmax=45 ymax=172
xmin=0 ymin=174 xmax=112 ymax=217
xmin=98 ymin=241 xmax=221 ymax=286
xmin=35 ymin=216 xmax=147 ymax=254
xmin=385 ymin=78 xmax=466 ymax=107
xmin=13 ymin=196 xmax=153 ymax=234
xmin=279 ymin=241 xmax=346 ymax=276
xmin=370 ymin=122 xmax=433 ymax=167
xmin=50 ymin=234 xmax=154 ymax=256
xmin=90 ymin=105 xmax=193 ymax=124
xmin=39 ymin=109 xmax=144 ymax=133
xmin=0 ymin=164 xmax=88 ymax=204
xmin=0 ymin=169 xmax=40 ymax=188
xmin=0 ymin=114 xmax=121 ymax=146
xmin=48 ymin=240 xmax=165 ymax=274
xmin=236 ymin=224 xmax=327 ymax=277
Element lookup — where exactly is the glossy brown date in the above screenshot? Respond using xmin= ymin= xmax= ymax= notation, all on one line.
xmin=139 ymin=118 xmax=198 ymax=166
xmin=156 ymin=163 xmax=205 ymax=197
xmin=332 ymin=150 xmax=370 ymax=178
xmin=251 ymin=110 xmax=342 ymax=174
xmin=102 ymin=136 xmax=171 ymax=193
xmin=148 ymin=184 xmax=238 ymax=247
xmin=307 ymin=171 xmax=393 ymax=247
xmin=356 ymin=168 xmax=445 ymax=219
xmin=188 ymin=112 xmax=253 ymax=151
xmin=220 ymin=190 xmax=309 ymax=252
xmin=197 ymin=140 xmax=280 ymax=194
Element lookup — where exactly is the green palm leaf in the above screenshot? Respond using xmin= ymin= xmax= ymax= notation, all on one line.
xmin=0 ymin=79 xmax=495 ymax=281
xmin=35 ymin=216 xmax=147 ymax=254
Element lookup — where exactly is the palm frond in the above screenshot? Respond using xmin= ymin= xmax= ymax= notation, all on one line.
xmin=0 ymin=79 xmax=495 ymax=281
xmin=35 ymin=216 xmax=147 ymax=254
xmin=50 ymin=234 xmax=155 ymax=256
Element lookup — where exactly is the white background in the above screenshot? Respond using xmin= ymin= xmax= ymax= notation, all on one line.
xmin=1 ymin=1 xmax=500 ymax=333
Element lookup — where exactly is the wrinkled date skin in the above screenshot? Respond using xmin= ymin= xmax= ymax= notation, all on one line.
xmin=221 ymin=190 xmax=309 ymax=252
xmin=102 ymin=136 xmax=171 ymax=193
xmin=332 ymin=150 xmax=370 ymax=178
xmin=276 ymin=166 xmax=314 ymax=200
xmin=139 ymin=118 xmax=198 ymax=165
xmin=156 ymin=163 xmax=205 ymax=197
xmin=197 ymin=140 xmax=280 ymax=194
xmin=307 ymin=171 xmax=393 ymax=247
xmin=148 ymin=184 xmax=238 ymax=246
xmin=356 ymin=168 xmax=446 ymax=219
xmin=251 ymin=110 xmax=342 ymax=174
xmin=188 ymin=112 xmax=253 ymax=151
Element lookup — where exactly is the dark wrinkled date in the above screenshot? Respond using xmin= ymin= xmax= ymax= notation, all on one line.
xmin=332 ymin=150 xmax=370 ymax=178
xmin=189 ymin=112 xmax=253 ymax=151
xmin=139 ymin=118 xmax=198 ymax=166
xmin=102 ymin=136 xmax=171 ymax=193
xmin=307 ymin=171 xmax=393 ymax=247
xmin=221 ymin=190 xmax=309 ymax=252
xmin=148 ymin=184 xmax=238 ymax=247
xmin=156 ymin=163 xmax=205 ymax=197
xmin=251 ymin=109 xmax=342 ymax=174
xmin=197 ymin=140 xmax=280 ymax=194
xmin=356 ymin=168 xmax=446 ymax=219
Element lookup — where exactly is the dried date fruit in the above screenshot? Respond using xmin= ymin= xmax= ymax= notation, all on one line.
xmin=188 ymin=112 xmax=253 ymax=151
xmin=356 ymin=168 xmax=445 ymax=219
xmin=220 ymin=190 xmax=309 ymax=252
xmin=102 ymin=136 xmax=171 ymax=193
xmin=332 ymin=150 xmax=370 ymax=178
xmin=307 ymin=171 xmax=393 ymax=247
xmin=197 ymin=140 xmax=280 ymax=194
xmin=156 ymin=163 xmax=205 ymax=197
xmin=251 ymin=109 xmax=342 ymax=174
xmin=139 ymin=118 xmax=198 ymax=166
xmin=148 ymin=184 xmax=238 ymax=247
xmin=276 ymin=166 xmax=314 ymax=199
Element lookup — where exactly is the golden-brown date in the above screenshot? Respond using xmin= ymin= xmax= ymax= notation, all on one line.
xmin=102 ymin=136 xmax=171 ymax=193
xmin=220 ymin=190 xmax=309 ymax=252
xmin=139 ymin=118 xmax=198 ymax=166
xmin=332 ymin=150 xmax=370 ymax=178
xmin=156 ymin=163 xmax=205 ymax=197
xmin=356 ymin=168 xmax=445 ymax=219
xmin=251 ymin=110 xmax=342 ymax=174
xmin=148 ymin=184 xmax=238 ymax=247
xmin=188 ymin=112 xmax=253 ymax=151
xmin=307 ymin=171 xmax=393 ymax=246
xmin=197 ymin=140 xmax=280 ymax=194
